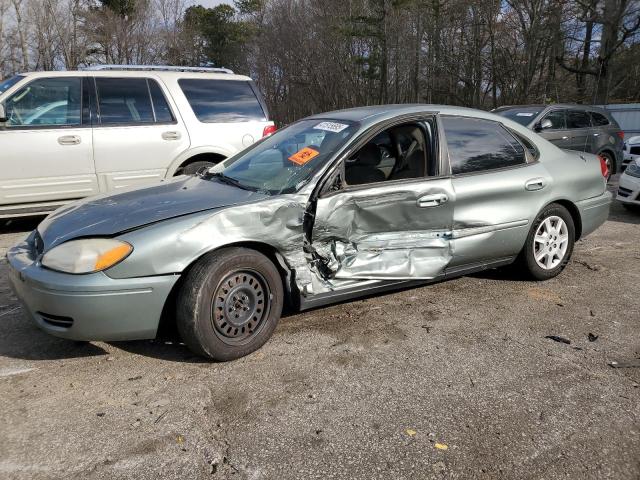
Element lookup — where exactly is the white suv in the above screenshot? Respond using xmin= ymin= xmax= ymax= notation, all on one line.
xmin=0 ymin=65 xmax=275 ymax=218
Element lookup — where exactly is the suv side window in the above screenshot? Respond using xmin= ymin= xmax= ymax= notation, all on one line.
xmin=178 ymin=79 xmax=266 ymax=123
xmin=442 ymin=116 xmax=526 ymax=175
xmin=541 ymin=109 xmax=566 ymax=130
xmin=3 ymin=77 xmax=82 ymax=127
xmin=96 ymin=78 xmax=156 ymax=125
xmin=566 ymin=110 xmax=592 ymax=129
xmin=148 ymin=80 xmax=174 ymax=123
xmin=589 ymin=111 xmax=610 ymax=126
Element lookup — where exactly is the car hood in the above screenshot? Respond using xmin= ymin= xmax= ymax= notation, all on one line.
xmin=37 ymin=176 xmax=268 ymax=250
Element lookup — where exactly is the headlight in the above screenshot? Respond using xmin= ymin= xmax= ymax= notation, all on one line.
xmin=625 ymin=163 xmax=640 ymax=178
xmin=41 ymin=239 xmax=133 ymax=274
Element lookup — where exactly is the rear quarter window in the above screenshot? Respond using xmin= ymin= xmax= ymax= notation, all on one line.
xmin=589 ymin=112 xmax=610 ymax=126
xmin=178 ymin=79 xmax=266 ymax=123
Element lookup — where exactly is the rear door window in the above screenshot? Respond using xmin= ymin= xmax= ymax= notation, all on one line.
xmin=96 ymin=78 xmax=154 ymax=124
xmin=178 ymin=79 xmax=266 ymax=123
xmin=442 ymin=116 xmax=526 ymax=175
xmin=566 ymin=110 xmax=592 ymax=129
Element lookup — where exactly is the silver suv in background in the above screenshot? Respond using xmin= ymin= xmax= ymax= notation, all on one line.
xmin=494 ymin=104 xmax=624 ymax=178
xmin=0 ymin=65 xmax=275 ymax=218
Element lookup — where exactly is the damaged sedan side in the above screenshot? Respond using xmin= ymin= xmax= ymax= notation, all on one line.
xmin=8 ymin=105 xmax=612 ymax=360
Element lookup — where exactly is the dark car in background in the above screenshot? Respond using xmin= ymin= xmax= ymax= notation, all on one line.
xmin=494 ymin=104 xmax=624 ymax=178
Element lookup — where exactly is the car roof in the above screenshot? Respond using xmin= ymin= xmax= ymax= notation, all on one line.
xmin=307 ymin=104 xmax=516 ymax=128
xmin=495 ymin=103 xmax=610 ymax=113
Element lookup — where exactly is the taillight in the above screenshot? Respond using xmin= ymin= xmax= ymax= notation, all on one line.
xmin=263 ymin=124 xmax=277 ymax=137
xmin=616 ymin=131 xmax=624 ymax=140
xmin=598 ymin=155 xmax=609 ymax=177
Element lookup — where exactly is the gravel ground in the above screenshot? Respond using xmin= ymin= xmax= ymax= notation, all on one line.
xmin=0 ymin=187 xmax=638 ymax=480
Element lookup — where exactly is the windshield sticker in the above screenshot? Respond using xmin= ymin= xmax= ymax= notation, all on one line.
xmin=314 ymin=121 xmax=349 ymax=133
xmin=289 ymin=147 xmax=320 ymax=166
xmin=516 ymin=112 xmax=535 ymax=117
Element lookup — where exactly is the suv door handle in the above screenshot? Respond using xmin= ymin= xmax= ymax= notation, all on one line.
xmin=162 ymin=131 xmax=181 ymax=141
xmin=417 ymin=193 xmax=448 ymax=207
xmin=561 ymin=136 xmax=569 ymax=140
xmin=57 ymin=135 xmax=81 ymax=146
xmin=525 ymin=178 xmax=546 ymax=191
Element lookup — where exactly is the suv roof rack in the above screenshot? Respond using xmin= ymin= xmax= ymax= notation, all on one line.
xmin=82 ymin=65 xmax=235 ymax=74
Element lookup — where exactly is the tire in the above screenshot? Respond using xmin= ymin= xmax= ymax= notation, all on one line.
xmin=177 ymin=161 xmax=215 ymax=176
xmin=622 ymin=203 xmax=640 ymax=213
xmin=176 ymin=247 xmax=284 ymax=361
xmin=599 ymin=151 xmax=615 ymax=181
xmin=519 ymin=203 xmax=575 ymax=281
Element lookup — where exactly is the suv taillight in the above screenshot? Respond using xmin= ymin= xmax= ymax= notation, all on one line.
xmin=598 ymin=155 xmax=609 ymax=177
xmin=617 ymin=131 xmax=624 ymax=140
xmin=263 ymin=125 xmax=277 ymax=137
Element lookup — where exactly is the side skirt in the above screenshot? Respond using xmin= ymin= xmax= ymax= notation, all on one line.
xmin=298 ymin=256 xmax=516 ymax=311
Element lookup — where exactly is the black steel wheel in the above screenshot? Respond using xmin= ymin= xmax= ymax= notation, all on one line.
xmin=177 ymin=247 xmax=283 ymax=361
xmin=211 ymin=270 xmax=270 ymax=345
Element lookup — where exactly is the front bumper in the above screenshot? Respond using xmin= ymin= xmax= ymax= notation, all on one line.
xmin=616 ymin=173 xmax=640 ymax=206
xmin=7 ymin=239 xmax=179 ymax=341
xmin=576 ymin=191 xmax=612 ymax=237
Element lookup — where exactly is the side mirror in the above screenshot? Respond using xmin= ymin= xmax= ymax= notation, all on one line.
xmin=0 ymin=104 xmax=6 ymax=122
xmin=538 ymin=119 xmax=553 ymax=131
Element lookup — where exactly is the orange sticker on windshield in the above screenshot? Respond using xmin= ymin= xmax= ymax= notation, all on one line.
xmin=288 ymin=147 xmax=319 ymax=166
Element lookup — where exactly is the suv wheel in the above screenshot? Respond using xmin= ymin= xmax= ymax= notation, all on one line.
xmin=518 ymin=203 xmax=575 ymax=280
xmin=599 ymin=152 xmax=614 ymax=181
xmin=176 ymin=247 xmax=283 ymax=361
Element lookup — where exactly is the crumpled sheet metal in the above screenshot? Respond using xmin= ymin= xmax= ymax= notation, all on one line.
xmin=175 ymin=195 xmax=315 ymax=286
xmin=311 ymin=189 xmax=453 ymax=280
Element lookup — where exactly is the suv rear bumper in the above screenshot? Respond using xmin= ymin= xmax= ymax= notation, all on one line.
xmin=7 ymin=239 xmax=179 ymax=341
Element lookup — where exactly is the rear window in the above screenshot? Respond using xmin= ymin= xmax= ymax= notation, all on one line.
xmin=178 ymin=79 xmax=266 ymax=123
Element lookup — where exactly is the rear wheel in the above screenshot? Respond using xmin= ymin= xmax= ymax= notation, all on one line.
xmin=177 ymin=248 xmax=283 ymax=361
xmin=599 ymin=151 xmax=614 ymax=181
xmin=519 ymin=204 xmax=575 ymax=280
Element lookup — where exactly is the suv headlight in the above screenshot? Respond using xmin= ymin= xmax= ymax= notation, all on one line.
xmin=625 ymin=163 xmax=640 ymax=178
xmin=41 ymin=239 xmax=133 ymax=274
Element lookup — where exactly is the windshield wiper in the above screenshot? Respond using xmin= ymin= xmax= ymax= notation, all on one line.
xmin=209 ymin=172 xmax=257 ymax=191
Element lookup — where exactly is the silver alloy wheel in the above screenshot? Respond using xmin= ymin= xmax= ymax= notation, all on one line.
xmin=533 ymin=215 xmax=569 ymax=270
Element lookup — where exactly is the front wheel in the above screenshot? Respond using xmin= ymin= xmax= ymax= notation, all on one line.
xmin=177 ymin=247 xmax=284 ymax=361
xmin=519 ymin=204 xmax=575 ymax=280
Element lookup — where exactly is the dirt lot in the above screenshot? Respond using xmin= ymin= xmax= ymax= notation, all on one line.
xmin=0 ymin=188 xmax=638 ymax=480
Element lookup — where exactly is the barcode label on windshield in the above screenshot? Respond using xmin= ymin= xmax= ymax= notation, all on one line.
xmin=314 ymin=121 xmax=349 ymax=133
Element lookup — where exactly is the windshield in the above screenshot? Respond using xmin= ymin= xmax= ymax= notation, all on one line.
xmin=0 ymin=75 xmax=24 ymax=95
xmin=495 ymin=107 xmax=541 ymax=126
xmin=211 ymin=119 xmax=359 ymax=194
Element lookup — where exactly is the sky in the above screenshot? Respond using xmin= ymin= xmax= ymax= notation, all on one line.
xmin=196 ymin=0 xmax=233 ymax=6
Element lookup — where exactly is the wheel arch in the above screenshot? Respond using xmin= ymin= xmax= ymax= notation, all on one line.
xmin=156 ymin=241 xmax=299 ymax=339
xmin=166 ymin=146 xmax=234 ymax=177
xmin=546 ymin=198 xmax=583 ymax=240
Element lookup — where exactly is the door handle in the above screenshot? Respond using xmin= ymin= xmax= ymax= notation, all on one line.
xmin=162 ymin=131 xmax=181 ymax=141
xmin=417 ymin=193 xmax=448 ymax=208
xmin=593 ymin=133 xmax=600 ymax=137
xmin=561 ymin=136 xmax=569 ymax=140
xmin=525 ymin=178 xmax=546 ymax=191
xmin=57 ymin=135 xmax=81 ymax=146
